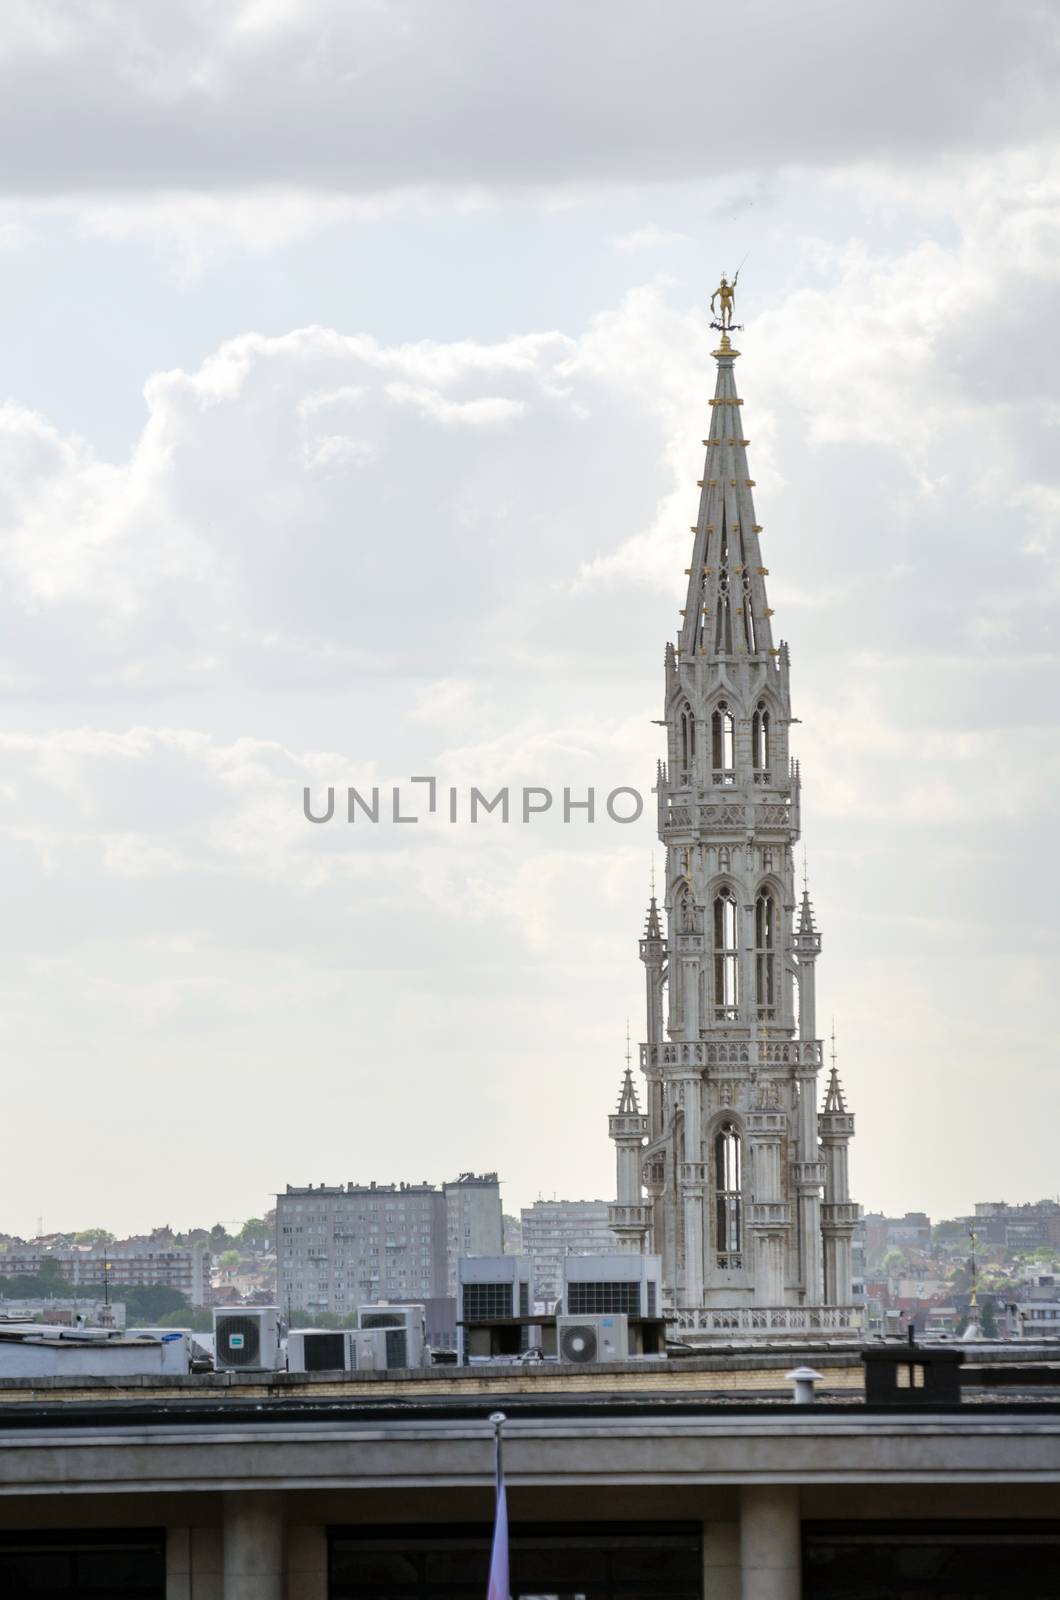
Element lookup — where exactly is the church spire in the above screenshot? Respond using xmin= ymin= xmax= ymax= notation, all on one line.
xmin=624 ymin=282 xmax=858 ymax=1326
xmin=608 ymin=1021 xmax=650 ymax=1254
xmin=679 ymin=331 xmax=776 ymax=663
xmin=819 ymin=1021 xmax=857 ymax=1305
xmin=616 ymin=1021 xmax=642 ymax=1114
xmin=823 ymin=1023 xmax=847 ymax=1114
xmin=643 ymin=857 xmax=662 ymax=939
xmin=797 ymin=850 xmax=818 ymax=937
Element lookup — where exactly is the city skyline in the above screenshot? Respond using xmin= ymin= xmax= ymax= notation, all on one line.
xmin=0 ymin=5 xmax=1058 ymax=1233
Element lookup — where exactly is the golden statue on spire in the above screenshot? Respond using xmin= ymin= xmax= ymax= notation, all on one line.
xmin=710 ymin=269 xmax=740 ymax=329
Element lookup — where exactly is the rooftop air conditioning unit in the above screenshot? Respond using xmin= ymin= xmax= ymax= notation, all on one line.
xmin=358 ymin=1304 xmax=425 ymax=1369
xmin=213 ymin=1307 xmax=283 ymax=1373
xmin=556 ymin=1313 xmax=629 ymax=1365
xmin=287 ymin=1328 xmax=352 ymax=1374
xmin=562 ymin=1254 xmax=663 ymax=1318
xmin=349 ymin=1327 xmax=389 ymax=1371
xmin=457 ymin=1257 xmax=533 ymax=1363
xmin=125 ymin=1328 xmax=192 ymax=1375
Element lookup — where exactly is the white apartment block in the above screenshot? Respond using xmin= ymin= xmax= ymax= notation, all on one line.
xmin=520 ymin=1200 xmax=616 ymax=1306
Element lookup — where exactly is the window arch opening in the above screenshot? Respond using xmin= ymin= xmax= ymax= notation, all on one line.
xmin=755 ymin=889 xmax=777 ymax=1020
xmin=715 ymin=1121 xmax=743 ymax=1266
xmin=679 ymin=702 xmax=695 ymax=783
xmin=714 ymin=517 xmax=733 ymax=655
xmin=752 ymin=700 xmax=771 ymax=780
xmin=713 ymin=886 xmax=739 ymax=1020
xmin=711 ymin=703 xmax=735 ymax=786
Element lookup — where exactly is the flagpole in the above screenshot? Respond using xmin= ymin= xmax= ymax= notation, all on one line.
xmin=489 ymin=1410 xmax=505 ymax=1503
xmin=486 ymin=1411 xmax=508 ymax=1600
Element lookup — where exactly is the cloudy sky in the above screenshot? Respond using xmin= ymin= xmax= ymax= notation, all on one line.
xmin=1 ymin=1 xmax=1058 ymax=1238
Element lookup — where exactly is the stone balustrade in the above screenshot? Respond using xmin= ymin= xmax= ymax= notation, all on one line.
xmin=821 ymin=1202 xmax=861 ymax=1228
xmin=819 ymin=1111 xmax=856 ymax=1137
xmin=659 ymin=797 xmax=794 ymax=840
xmin=607 ymin=1204 xmax=651 ymax=1230
xmin=746 ymin=1112 xmax=787 ymax=1136
xmin=792 ymin=1161 xmax=827 ymax=1188
xmin=674 ymin=1303 xmax=862 ymax=1335
xmin=609 ymin=1112 xmax=650 ymax=1139
xmin=641 ymin=1038 xmax=822 ymax=1071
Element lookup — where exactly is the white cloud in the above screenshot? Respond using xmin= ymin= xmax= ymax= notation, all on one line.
xmin=2 ymin=115 xmax=1060 ymax=1226
xmin=0 ymin=2 xmax=1056 ymax=209
xmin=384 ymin=382 xmax=524 ymax=428
xmin=0 ymin=218 xmax=29 ymax=250
xmin=612 ymin=223 xmax=688 ymax=254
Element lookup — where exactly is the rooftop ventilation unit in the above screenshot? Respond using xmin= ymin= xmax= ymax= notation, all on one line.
xmin=349 ymin=1328 xmax=389 ymax=1371
xmin=457 ymin=1257 xmax=533 ymax=1363
xmin=561 ymin=1254 xmax=662 ymax=1318
xmin=125 ymin=1328 xmax=191 ymax=1375
xmin=212 ymin=1307 xmax=283 ymax=1373
xmin=287 ymin=1328 xmax=351 ymax=1374
xmin=556 ymin=1313 xmax=629 ymax=1365
xmin=357 ymin=1305 xmax=426 ymax=1369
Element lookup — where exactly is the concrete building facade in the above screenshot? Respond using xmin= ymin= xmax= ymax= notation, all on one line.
xmin=520 ymin=1200 xmax=615 ymax=1305
xmin=1 ymin=1357 xmax=1059 ymax=1598
xmin=277 ymin=1182 xmax=448 ymax=1316
xmin=442 ymin=1173 xmax=503 ymax=1296
xmin=608 ymin=330 xmax=859 ymax=1335
xmin=1 ymin=1243 xmax=211 ymax=1307
xmin=973 ymin=1199 xmax=1060 ymax=1250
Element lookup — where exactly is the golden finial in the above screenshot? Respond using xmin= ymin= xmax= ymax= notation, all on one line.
xmin=710 ymin=271 xmax=739 ymax=330
xmin=710 ymin=256 xmax=747 ymax=355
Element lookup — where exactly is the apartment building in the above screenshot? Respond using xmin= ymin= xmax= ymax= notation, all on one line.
xmin=443 ymin=1173 xmax=503 ymax=1295
xmin=276 ymin=1182 xmax=447 ymax=1317
xmin=519 ymin=1199 xmax=615 ymax=1306
xmin=1 ymin=1243 xmax=212 ymax=1308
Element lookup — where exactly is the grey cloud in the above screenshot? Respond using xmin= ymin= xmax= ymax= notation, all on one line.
xmin=0 ymin=1 xmax=1057 ymax=198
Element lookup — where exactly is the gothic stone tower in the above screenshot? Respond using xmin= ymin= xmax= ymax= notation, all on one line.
xmin=614 ymin=328 xmax=858 ymax=1332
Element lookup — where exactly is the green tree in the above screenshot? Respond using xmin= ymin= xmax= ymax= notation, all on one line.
xmin=239 ymin=1218 xmax=270 ymax=1249
xmin=980 ymin=1297 xmax=999 ymax=1338
xmin=218 ymin=1250 xmax=241 ymax=1270
xmin=1017 ymin=1244 xmax=1057 ymax=1267
xmin=77 ymin=1282 xmax=190 ymax=1323
xmin=73 ymin=1228 xmax=115 ymax=1246
xmin=36 ymin=1257 xmax=69 ymax=1291
xmin=948 ymin=1261 xmax=972 ymax=1295
xmin=158 ymin=1307 xmax=213 ymax=1333
xmin=0 ymin=1269 xmax=70 ymax=1298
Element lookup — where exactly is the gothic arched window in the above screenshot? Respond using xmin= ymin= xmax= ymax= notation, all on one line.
xmin=711 ymin=702 xmax=735 ymax=785
xmin=755 ymin=889 xmax=777 ymax=1020
xmin=713 ymin=886 xmax=739 ymax=1020
xmin=714 ymin=516 xmax=733 ymax=655
xmin=715 ymin=1121 xmax=742 ymax=1262
xmin=752 ymin=700 xmax=770 ymax=775
xmin=679 ymin=702 xmax=695 ymax=781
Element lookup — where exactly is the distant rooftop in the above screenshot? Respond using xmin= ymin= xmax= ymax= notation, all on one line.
xmin=282 ymin=1172 xmax=501 ymax=1198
